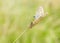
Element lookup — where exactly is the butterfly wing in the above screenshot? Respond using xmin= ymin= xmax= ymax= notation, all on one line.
xmin=34 ymin=6 xmax=44 ymax=20
xmin=29 ymin=6 xmax=45 ymax=28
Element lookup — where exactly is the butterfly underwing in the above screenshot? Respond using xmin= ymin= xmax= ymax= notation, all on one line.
xmin=29 ymin=6 xmax=47 ymax=28
xmin=34 ymin=6 xmax=44 ymax=19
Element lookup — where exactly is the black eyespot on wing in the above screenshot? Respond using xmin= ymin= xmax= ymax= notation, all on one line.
xmin=33 ymin=16 xmax=35 ymax=18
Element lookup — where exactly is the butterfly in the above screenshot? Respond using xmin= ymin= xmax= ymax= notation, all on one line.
xmin=29 ymin=6 xmax=48 ymax=28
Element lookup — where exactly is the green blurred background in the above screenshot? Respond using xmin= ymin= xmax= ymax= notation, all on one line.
xmin=0 ymin=0 xmax=60 ymax=43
